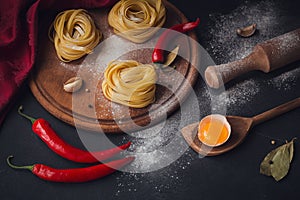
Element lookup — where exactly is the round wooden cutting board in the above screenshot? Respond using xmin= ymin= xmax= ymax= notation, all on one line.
xmin=30 ymin=1 xmax=199 ymax=133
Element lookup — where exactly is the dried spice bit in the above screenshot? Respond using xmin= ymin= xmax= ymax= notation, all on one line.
xmin=260 ymin=138 xmax=296 ymax=181
xmin=63 ymin=77 xmax=83 ymax=93
xmin=163 ymin=46 xmax=180 ymax=67
xmin=271 ymin=140 xmax=276 ymax=145
xmin=236 ymin=23 xmax=257 ymax=38
xmin=159 ymin=46 xmax=179 ymax=73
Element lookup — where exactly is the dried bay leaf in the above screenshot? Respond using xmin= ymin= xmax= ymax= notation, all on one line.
xmin=260 ymin=138 xmax=296 ymax=181
xmin=260 ymin=148 xmax=277 ymax=176
xmin=270 ymin=145 xmax=290 ymax=181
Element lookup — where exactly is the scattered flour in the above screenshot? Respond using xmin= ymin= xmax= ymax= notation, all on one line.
xmin=203 ymin=0 xmax=283 ymax=64
xmin=207 ymin=79 xmax=260 ymax=113
xmin=110 ymin=0 xmax=300 ymax=196
xmin=267 ymin=67 xmax=300 ymax=90
xmin=199 ymin=0 xmax=300 ymax=113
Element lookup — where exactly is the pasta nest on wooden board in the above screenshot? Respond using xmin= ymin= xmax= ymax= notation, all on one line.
xmin=49 ymin=9 xmax=102 ymax=62
xmin=102 ymin=60 xmax=157 ymax=108
xmin=108 ymin=0 xmax=166 ymax=43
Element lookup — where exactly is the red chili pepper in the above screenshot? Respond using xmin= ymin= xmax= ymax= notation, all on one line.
xmin=7 ymin=155 xmax=134 ymax=183
xmin=18 ymin=106 xmax=131 ymax=163
xmin=152 ymin=18 xmax=200 ymax=64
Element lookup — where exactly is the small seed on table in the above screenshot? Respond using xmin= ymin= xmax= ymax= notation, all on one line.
xmin=271 ymin=140 xmax=276 ymax=145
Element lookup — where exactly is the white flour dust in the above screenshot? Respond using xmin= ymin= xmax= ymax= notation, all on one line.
xmin=114 ymin=149 xmax=194 ymax=197
xmin=267 ymin=67 xmax=300 ymax=90
xmin=204 ymin=0 xmax=283 ymax=64
xmin=207 ymin=79 xmax=260 ymax=113
xmin=200 ymin=0 xmax=300 ymax=114
xmin=112 ymin=0 xmax=300 ymax=196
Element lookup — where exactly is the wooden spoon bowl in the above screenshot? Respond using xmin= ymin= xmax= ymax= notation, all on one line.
xmin=181 ymin=97 xmax=300 ymax=156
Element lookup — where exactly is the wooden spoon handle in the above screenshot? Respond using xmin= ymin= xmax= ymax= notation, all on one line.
xmin=252 ymin=97 xmax=300 ymax=126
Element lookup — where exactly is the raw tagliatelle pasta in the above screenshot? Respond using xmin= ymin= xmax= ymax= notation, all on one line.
xmin=108 ymin=0 xmax=166 ymax=43
xmin=49 ymin=9 xmax=102 ymax=62
xmin=102 ymin=60 xmax=157 ymax=108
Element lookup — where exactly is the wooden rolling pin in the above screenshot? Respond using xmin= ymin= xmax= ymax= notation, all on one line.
xmin=205 ymin=28 xmax=300 ymax=89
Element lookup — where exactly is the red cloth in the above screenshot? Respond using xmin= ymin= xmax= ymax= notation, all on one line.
xmin=0 ymin=0 xmax=117 ymax=125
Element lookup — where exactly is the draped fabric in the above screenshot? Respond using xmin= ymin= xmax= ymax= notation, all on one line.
xmin=0 ymin=0 xmax=117 ymax=125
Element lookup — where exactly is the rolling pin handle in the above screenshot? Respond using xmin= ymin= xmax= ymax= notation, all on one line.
xmin=205 ymin=46 xmax=270 ymax=89
xmin=205 ymin=52 xmax=258 ymax=89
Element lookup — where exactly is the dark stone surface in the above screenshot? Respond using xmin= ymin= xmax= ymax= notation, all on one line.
xmin=1 ymin=0 xmax=300 ymax=199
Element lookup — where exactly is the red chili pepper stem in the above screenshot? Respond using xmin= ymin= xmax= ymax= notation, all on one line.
xmin=7 ymin=155 xmax=34 ymax=171
xmin=18 ymin=106 xmax=36 ymax=124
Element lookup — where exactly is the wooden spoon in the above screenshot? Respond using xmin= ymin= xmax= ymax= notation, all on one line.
xmin=181 ymin=97 xmax=300 ymax=156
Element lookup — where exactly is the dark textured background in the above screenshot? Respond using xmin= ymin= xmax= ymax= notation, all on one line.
xmin=1 ymin=0 xmax=300 ymax=199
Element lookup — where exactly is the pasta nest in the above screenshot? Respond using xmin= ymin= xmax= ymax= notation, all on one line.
xmin=108 ymin=0 xmax=166 ymax=43
xmin=49 ymin=9 xmax=102 ymax=62
xmin=102 ymin=60 xmax=157 ymax=108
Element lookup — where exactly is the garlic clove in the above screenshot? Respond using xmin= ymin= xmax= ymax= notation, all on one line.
xmin=63 ymin=77 xmax=83 ymax=93
xmin=236 ymin=23 xmax=257 ymax=37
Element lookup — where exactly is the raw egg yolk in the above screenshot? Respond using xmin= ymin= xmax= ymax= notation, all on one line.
xmin=198 ymin=114 xmax=230 ymax=147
